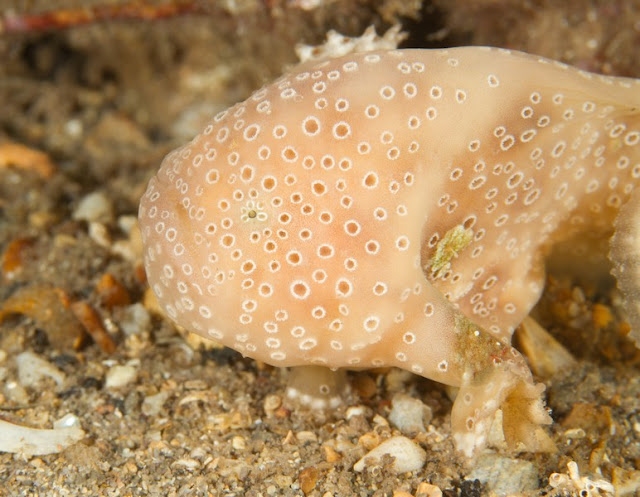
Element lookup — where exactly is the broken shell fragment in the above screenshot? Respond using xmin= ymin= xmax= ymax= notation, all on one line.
xmin=353 ymin=436 xmax=427 ymax=474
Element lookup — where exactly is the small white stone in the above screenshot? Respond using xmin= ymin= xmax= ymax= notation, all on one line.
xmin=296 ymin=431 xmax=318 ymax=443
xmin=389 ymin=393 xmax=432 ymax=435
xmin=105 ymin=364 xmax=138 ymax=389
xmin=231 ymin=436 xmax=246 ymax=450
xmin=73 ymin=191 xmax=114 ymax=223
xmin=372 ymin=414 xmax=389 ymax=427
xmin=353 ymin=436 xmax=426 ymax=474
xmin=171 ymin=458 xmax=201 ymax=471
xmin=88 ymin=221 xmax=111 ymax=248
xmin=142 ymin=391 xmax=171 ymax=416
xmin=468 ymin=454 xmax=538 ymax=495
xmin=120 ymin=303 xmax=151 ymax=336
xmin=117 ymin=215 xmax=138 ymax=235
xmin=53 ymin=413 xmax=82 ymax=429
xmin=64 ymin=118 xmax=83 ymax=138
xmin=16 ymin=351 xmax=66 ymax=391
xmin=345 ymin=405 xmax=367 ymax=420
xmin=4 ymin=381 xmax=29 ymax=404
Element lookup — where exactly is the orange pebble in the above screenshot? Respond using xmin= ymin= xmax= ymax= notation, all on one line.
xmin=70 ymin=300 xmax=117 ymax=354
xmin=0 ymin=142 xmax=56 ymax=178
xmin=95 ymin=273 xmax=131 ymax=310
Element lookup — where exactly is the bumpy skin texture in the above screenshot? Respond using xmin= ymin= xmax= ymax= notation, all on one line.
xmin=139 ymin=47 xmax=640 ymax=456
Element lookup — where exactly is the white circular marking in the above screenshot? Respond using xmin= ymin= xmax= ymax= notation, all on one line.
xmin=290 ymin=280 xmax=310 ymax=300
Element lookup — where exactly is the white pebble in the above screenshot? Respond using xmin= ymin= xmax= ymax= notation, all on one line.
xmin=468 ymin=454 xmax=538 ymax=495
xmin=53 ymin=413 xmax=82 ymax=429
xmin=231 ymin=436 xmax=246 ymax=450
xmin=117 ymin=215 xmax=138 ymax=235
xmin=64 ymin=118 xmax=83 ymax=138
xmin=88 ymin=221 xmax=111 ymax=248
xmin=389 ymin=393 xmax=432 ymax=435
xmin=120 ymin=303 xmax=151 ymax=336
xmin=171 ymin=458 xmax=201 ymax=471
xmin=105 ymin=364 xmax=138 ymax=389
xmin=73 ymin=191 xmax=114 ymax=223
xmin=296 ymin=431 xmax=318 ymax=443
xmin=4 ymin=381 xmax=29 ymax=404
xmin=345 ymin=405 xmax=367 ymax=420
xmin=16 ymin=351 xmax=66 ymax=391
xmin=353 ymin=436 xmax=426 ymax=474
xmin=142 ymin=391 xmax=171 ymax=416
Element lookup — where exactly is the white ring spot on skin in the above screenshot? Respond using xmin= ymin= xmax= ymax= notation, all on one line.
xmin=290 ymin=280 xmax=310 ymax=300
xmin=335 ymin=278 xmax=353 ymax=298
xmin=402 ymin=332 xmax=416 ymax=344
xmin=317 ymin=244 xmax=335 ymax=259
xmin=365 ymin=240 xmax=380 ymax=255
xmin=302 ymin=116 xmax=321 ymax=136
xmin=344 ymin=220 xmax=361 ymax=236
xmin=291 ymin=326 xmax=305 ymax=338
xmin=365 ymin=105 xmax=380 ymax=119
xmin=332 ymin=122 xmax=352 ymax=140
xmin=363 ymin=316 xmax=380 ymax=332
xmin=362 ymin=171 xmax=379 ymax=189
xmin=312 ymin=306 xmax=326 ymax=319
xmin=373 ymin=282 xmax=388 ymax=296
xmin=395 ymin=236 xmax=410 ymax=251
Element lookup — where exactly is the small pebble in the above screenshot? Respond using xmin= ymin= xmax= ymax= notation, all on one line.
xmin=4 ymin=381 xmax=29 ymax=404
xmin=322 ymin=445 xmax=341 ymax=463
xmin=263 ymin=394 xmax=282 ymax=414
xmin=351 ymin=373 xmax=377 ymax=398
xmin=16 ymin=351 xmax=66 ymax=391
xmin=53 ymin=413 xmax=82 ymax=429
xmin=296 ymin=431 xmax=318 ymax=443
xmin=88 ymin=222 xmax=111 ymax=248
xmin=96 ymin=273 xmax=131 ymax=309
xmin=184 ymin=379 xmax=207 ymax=390
xmin=142 ymin=391 xmax=171 ymax=416
xmin=112 ymin=216 xmax=144 ymax=262
xmin=231 ymin=435 xmax=246 ymax=451
xmin=171 ymin=458 xmax=201 ymax=471
xmin=73 ymin=191 xmax=114 ymax=224
xmin=389 ymin=393 xmax=432 ymax=436
xmin=468 ymin=454 xmax=538 ymax=495
xmin=392 ymin=491 xmax=413 ymax=497
xmin=189 ymin=447 xmax=208 ymax=460
xmin=358 ymin=432 xmax=380 ymax=451
xmin=64 ymin=118 xmax=83 ymax=138
xmin=345 ymin=405 xmax=367 ymax=420
xmin=353 ymin=436 xmax=427 ymax=474
xmin=372 ymin=414 xmax=389 ymax=427
xmin=299 ymin=466 xmax=319 ymax=495
xmin=117 ymin=215 xmax=138 ymax=235
xmin=105 ymin=364 xmax=138 ymax=389
xmin=119 ymin=303 xmax=151 ymax=335
xmin=416 ymin=482 xmax=443 ymax=497
xmin=563 ymin=427 xmax=586 ymax=439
